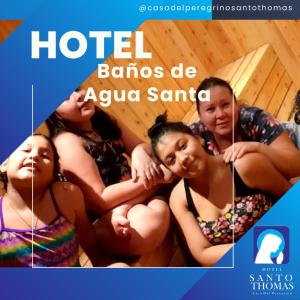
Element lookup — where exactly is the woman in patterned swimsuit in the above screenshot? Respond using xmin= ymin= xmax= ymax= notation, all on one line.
xmin=148 ymin=113 xmax=291 ymax=267
xmin=0 ymin=135 xmax=113 ymax=267
xmin=190 ymin=77 xmax=300 ymax=181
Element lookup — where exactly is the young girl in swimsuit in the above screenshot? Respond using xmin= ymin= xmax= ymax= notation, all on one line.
xmin=148 ymin=113 xmax=291 ymax=267
xmin=0 ymin=134 xmax=126 ymax=267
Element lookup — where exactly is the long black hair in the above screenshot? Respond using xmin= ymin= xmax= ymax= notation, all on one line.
xmin=0 ymin=134 xmax=60 ymax=191
xmin=46 ymin=106 xmax=121 ymax=141
xmin=195 ymin=77 xmax=236 ymax=113
xmin=148 ymin=112 xmax=194 ymax=158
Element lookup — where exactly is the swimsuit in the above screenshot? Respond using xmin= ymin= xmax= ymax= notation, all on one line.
xmin=184 ymin=164 xmax=273 ymax=245
xmin=84 ymin=137 xmax=131 ymax=187
xmin=83 ymin=137 xmax=131 ymax=220
xmin=0 ymin=189 xmax=79 ymax=267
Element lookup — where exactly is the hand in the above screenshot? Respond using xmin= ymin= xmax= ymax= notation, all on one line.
xmin=131 ymin=144 xmax=163 ymax=189
xmin=223 ymin=142 xmax=260 ymax=163
xmin=158 ymin=164 xmax=176 ymax=184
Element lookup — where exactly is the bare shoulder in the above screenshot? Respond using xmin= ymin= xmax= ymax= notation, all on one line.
xmin=53 ymin=132 xmax=83 ymax=148
xmin=52 ymin=181 xmax=85 ymax=213
xmin=52 ymin=181 xmax=83 ymax=196
xmin=169 ymin=179 xmax=187 ymax=211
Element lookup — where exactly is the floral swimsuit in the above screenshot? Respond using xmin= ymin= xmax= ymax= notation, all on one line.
xmin=84 ymin=138 xmax=131 ymax=186
xmin=184 ymin=164 xmax=273 ymax=245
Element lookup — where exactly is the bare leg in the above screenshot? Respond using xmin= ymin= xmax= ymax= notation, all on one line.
xmin=107 ymin=262 xmax=130 ymax=268
xmin=111 ymin=204 xmax=131 ymax=238
xmin=95 ymin=196 xmax=170 ymax=256
xmin=111 ymin=194 xmax=146 ymax=238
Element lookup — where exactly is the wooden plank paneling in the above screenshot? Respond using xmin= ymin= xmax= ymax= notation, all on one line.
xmin=215 ymin=56 xmax=244 ymax=82
xmin=254 ymin=59 xmax=285 ymax=111
xmin=201 ymin=21 xmax=241 ymax=64
xmin=230 ymin=50 xmax=256 ymax=91
xmin=182 ymin=43 xmax=297 ymax=125
xmin=1 ymin=20 xmax=299 ymax=138
xmin=266 ymin=72 xmax=291 ymax=117
xmin=175 ymin=21 xmax=230 ymax=74
xmin=275 ymin=20 xmax=300 ymax=63
xmin=277 ymin=83 xmax=298 ymax=122
xmin=234 ymin=44 xmax=277 ymax=104
xmin=245 ymin=20 xmax=300 ymax=89
xmin=0 ymin=20 xmax=22 ymax=43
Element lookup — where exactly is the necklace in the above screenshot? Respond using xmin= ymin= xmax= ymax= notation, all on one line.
xmin=6 ymin=197 xmax=39 ymax=230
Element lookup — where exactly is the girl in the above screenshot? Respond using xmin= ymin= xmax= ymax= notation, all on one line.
xmin=191 ymin=77 xmax=300 ymax=180
xmin=148 ymin=113 xmax=291 ymax=267
xmin=46 ymin=88 xmax=170 ymax=256
xmin=0 ymin=134 xmax=126 ymax=267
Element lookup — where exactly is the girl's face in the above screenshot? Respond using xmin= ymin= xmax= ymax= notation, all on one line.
xmin=56 ymin=89 xmax=95 ymax=124
xmin=199 ymin=85 xmax=239 ymax=137
xmin=6 ymin=136 xmax=55 ymax=187
xmin=156 ymin=132 xmax=207 ymax=178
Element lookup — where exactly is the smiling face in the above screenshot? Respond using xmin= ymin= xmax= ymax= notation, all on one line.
xmin=6 ymin=135 xmax=55 ymax=188
xmin=155 ymin=131 xmax=207 ymax=178
xmin=199 ymin=85 xmax=239 ymax=137
xmin=56 ymin=88 xmax=95 ymax=126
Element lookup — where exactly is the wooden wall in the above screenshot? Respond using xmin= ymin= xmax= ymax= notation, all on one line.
xmin=0 ymin=20 xmax=22 ymax=43
xmin=1 ymin=20 xmax=300 ymax=195
xmin=0 ymin=20 xmax=300 ymax=140
xmin=82 ymin=20 xmax=300 ymax=140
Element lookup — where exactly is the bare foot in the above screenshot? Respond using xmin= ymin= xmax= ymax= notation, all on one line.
xmin=111 ymin=215 xmax=131 ymax=238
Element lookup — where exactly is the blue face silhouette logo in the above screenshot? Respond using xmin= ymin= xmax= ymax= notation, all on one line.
xmin=254 ymin=227 xmax=289 ymax=264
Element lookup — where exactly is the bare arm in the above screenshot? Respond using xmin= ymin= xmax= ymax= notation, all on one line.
xmin=54 ymin=132 xmax=150 ymax=214
xmin=258 ymin=132 xmax=300 ymax=179
xmin=170 ymin=182 xmax=233 ymax=267
xmin=70 ymin=186 xmax=102 ymax=266
xmin=53 ymin=183 xmax=102 ymax=266
xmin=118 ymin=120 xmax=165 ymax=188
xmin=224 ymin=132 xmax=300 ymax=179
xmin=234 ymin=152 xmax=291 ymax=197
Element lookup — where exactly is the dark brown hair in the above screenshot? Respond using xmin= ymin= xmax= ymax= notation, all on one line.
xmin=195 ymin=77 xmax=236 ymax=113
xmin=46 ymin=106 xmax=121 ymax=141
xmin=148 ymin=112 xmax=194 ymax=159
